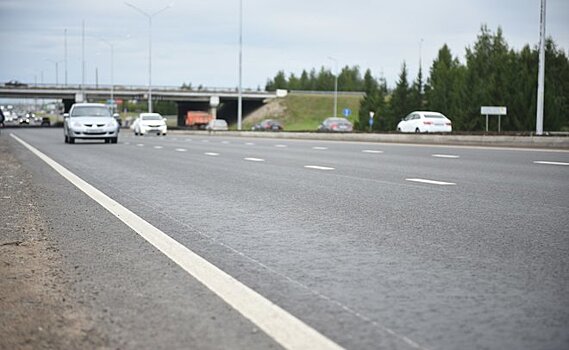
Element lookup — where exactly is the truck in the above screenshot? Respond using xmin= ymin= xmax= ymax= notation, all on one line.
xmin=185 ymin=111 xmax=213 ymax=129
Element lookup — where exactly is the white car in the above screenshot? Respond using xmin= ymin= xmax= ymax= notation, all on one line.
xmin=64 ymin=103 xmax=119 ymax=144
xmin=132 ymin=113 xmax=167 ymax=136
xmin=205 ymin=119 xmax=228 ymax=131
xmin=397 ymin=111 xmax=452 ymax=133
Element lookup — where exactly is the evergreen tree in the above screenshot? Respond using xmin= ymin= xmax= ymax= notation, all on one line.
xmin=389 ymin=62 xmax=412 ymax=129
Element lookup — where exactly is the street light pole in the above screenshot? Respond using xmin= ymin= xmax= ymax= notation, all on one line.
xmin=536 ymin=0 xmax=546 ymax=135
xmin=328 ymin=56 xmax=338 ymax=118
xmin=125 ymin=2 xmax=172 ymax=113
xmin=46 ymin=59 xmax=63 ymax=85
xmin=237 ymin=0 xmax=243 ymax=130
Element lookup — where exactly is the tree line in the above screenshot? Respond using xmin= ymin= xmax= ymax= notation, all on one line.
xmin=265 ymin=26 xmax=569 ymax=132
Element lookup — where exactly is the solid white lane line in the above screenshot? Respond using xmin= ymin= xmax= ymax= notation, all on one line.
xmin=312 ymin=147 xmax=328 ymax=150
xmin=154 ymin=146 xmax=163 ymax=149
xmin=275 ymin=144 xmax=287 ymax=148
xmin=406 ymin=178 xmax=456 ymax=186
xmin=204 ymin=152 xmax=220 ymax=156
xmin=175 ymin=148 xmax=187 ymax=152
xmin=361 ymin=150 xmax=383 ymax=154
xmin=304 ymin=165 xmax=335 ymax=171
xmin=10 ymin=133 xmax=343 ymax=350
xmin=534 ymin=161 xmax=569 ymax=166
xmin=432 ymin=154 xmax=460 ymax=159
xmin=244 ymin=157 xmax=265 ymax=162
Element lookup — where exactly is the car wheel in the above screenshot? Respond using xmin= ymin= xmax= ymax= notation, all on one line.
xmin=397 ymin=127 xmax=401 ymax=132
xmin=112 ymin=137 xmax=118 ymax=144
xmin=415 ymin=128 xmax=420 ymax=133
xmin=69 ymin=137 xmax=75 ymax=144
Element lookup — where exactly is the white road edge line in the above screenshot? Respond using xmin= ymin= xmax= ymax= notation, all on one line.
xmin=204 ymin=152 xmax=220 ymax=156
xmin=244 ymin=157 xmax=265 ymax=162
xmin=10 ymin=133 xmax=343 ymax=350
xmin=312 ymin=147 xmax=328 ymax=150
xmin=406 ymin=178 xmax=456 ymax=186
xmin=304 ymin=165 xmax=335 ymax=171
xmin=533 ymin=161 xmax=569 ymax=166
xmin=432 ymin=154 xmax=460 ymax=159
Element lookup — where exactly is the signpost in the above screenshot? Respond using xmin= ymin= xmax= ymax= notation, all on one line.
xmin=343 ymin=108 xmax=352 ymax=117
xmin=369 ymin=111 xmax=375 ymax=132
xmin=481 ymin=106 xmax=507 ymax=132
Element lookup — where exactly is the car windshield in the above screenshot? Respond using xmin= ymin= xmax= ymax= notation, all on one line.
xmin=71 ymin=106 xmax=111 ymax=117
xmin=141 ymin=115 xmax=163 ymax=121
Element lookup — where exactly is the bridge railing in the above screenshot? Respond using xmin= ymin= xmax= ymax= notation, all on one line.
xmin=2 ymin=83 xmax=268 ymax=94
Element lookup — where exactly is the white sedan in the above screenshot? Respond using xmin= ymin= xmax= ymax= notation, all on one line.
xmin=396 ymin=111 xmax=452 ymax=133
xmin=132 ymin=113 xmax=167 ymax=136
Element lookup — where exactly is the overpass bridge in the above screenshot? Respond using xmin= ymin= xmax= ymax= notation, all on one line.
xmin=0 ymin=84 xmax=279 ymax=126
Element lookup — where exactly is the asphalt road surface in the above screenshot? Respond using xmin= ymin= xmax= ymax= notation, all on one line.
xmin=5 ymin=128 xmax=569 ymax=350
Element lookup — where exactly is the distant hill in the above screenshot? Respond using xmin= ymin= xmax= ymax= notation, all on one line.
xmin=243 ymin=91 xmax=363 ymax=131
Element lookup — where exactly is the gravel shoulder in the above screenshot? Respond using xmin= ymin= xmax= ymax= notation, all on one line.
xmin=0 ymin=135 xmax=108 ymax=349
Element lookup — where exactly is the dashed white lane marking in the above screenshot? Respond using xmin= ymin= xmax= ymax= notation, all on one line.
xmin=244 ymin=157 xmax=265 ymax=162
xmin=432 ymin=154 xmax=460 ymax=159
xmin=10 ymin=133 xmax=343 ymax=350
xmin=304 ymin=165 xmax=335 ymax=171
xmin=361 ymin=150 xmax=383 ymax=154
xmin=154 ymin=146 xmax=163 ymax=149
xmin=245 ymin=142 xmax=255 ymax=146
xmin=221 ymin=141 xmax=230 ymax=144
xmin=136 ymin=144 xmax=144 ymax=147
xmin=406 ymin=178 xmax=456 ymax=186
xmin=312 ymin=147 xmax=328 ymax=150
xmin=186 ymin=139 xmax=193 ymax=142
xmin=204 ymin=152 xmax=220 ymax=156
xmin=275 ymin=144 xmax=287 ymax=148
xmin=534 ymin=161 xmax=569 ymax=166
xmin=175 ymin=148 xmax=187 ymax=152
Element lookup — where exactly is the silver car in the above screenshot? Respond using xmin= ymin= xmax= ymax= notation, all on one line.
xmin=64 ymin=103 xmax=119 ymax=144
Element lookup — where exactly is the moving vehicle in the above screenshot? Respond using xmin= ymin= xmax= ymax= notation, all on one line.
xmin=185 ymin=111 xmax=213 ymax=129
xmin=318 ymin=117 xmax=353 ymax=132
xmin=397 ymin=111 xmax=452 ymax=133
xmin=132 ymin=113 xmax=167 ymax=136
xmin=252 ymin=119 xmax=283 ymax=131
xmin=206 ymin=119 xmax=228 ymax=131
xmin=63 ymin=103 xmax=119 ymax=144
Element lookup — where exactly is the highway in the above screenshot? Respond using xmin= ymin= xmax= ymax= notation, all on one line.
xmin=5 ymin=128 xmax=569 ymax=350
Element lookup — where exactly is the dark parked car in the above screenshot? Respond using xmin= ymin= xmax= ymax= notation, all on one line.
xmin=252 ymin=119 xmax=283 ymax=131
xmin=5 ymin=80 xmax=27 ymax=87
xmin=318 ymin=117 xmax=353 ymax=132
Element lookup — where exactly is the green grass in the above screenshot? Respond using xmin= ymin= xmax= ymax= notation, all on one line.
xmin=243 ymin=93 xmax=363 ymax=132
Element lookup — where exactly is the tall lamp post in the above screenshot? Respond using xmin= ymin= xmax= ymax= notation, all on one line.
xmin=328 ymin=56 xmax=338 ymax=118
xmin=46 ymin=59 xmax=63 ymax=85
xmin=536 ymin=0 xmax=546 ymax=135
xmin=100 ymin=39 xmax=115 ymax=112
xmin=125 ymin=2 xmax=172 ymax=113
xmin=237 ymin=0 xmax=243 ymax=130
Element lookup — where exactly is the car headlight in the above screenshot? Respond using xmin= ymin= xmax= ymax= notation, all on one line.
xmin=106 ymin=120 xmax=117 ymax=128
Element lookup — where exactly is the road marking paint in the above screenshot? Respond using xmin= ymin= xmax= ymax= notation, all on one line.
xmin=221 ymin=141 xmax=230 ymax=144
xmin=10 ymin=133 xmax=344 ymax=350
xmin=244 ymin=157 xmax=265 ymax=162
xmin=304 ymin=165 xmax=335 ymax=171
xmin=124 ymin=142 xmax=130 ymax=145
xmin=432 ymin=154 xmax=460 ymax=159
xmin=275 ymin=144 xmax=287 ymax=148
xmin=154 ymin=146 xmax=163 ymax=149
xmin=245 ymin=142 xmax=255 ymax=146
xmin=204 ymin=152 xmax=219 ymax=156
xmin=175 ymin=148 xmax=187 ymax=152
xmin=534 ymin=161 xmax=569 ymax=166
xmin=312 ymin=147 xmax=328 ymax=150
xmin=361 ymin=150 xmax=383 ymax=154
xmin=406 ymin=178 xmax=456 ymax=186
xmin=186 ymin=139 xmax=193 ymax=142
xmin=202 ymin=140 xmax=210 ymax=143
xmin=136 ymin=144 xmax=144 ymax=147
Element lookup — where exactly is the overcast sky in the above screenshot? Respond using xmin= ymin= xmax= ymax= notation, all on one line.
xmin=0 ymin=0 xmax=567 ymax=90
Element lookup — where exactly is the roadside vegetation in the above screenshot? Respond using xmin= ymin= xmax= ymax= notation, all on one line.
xmin=265 ymin=26 xmax=569 ymax=132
